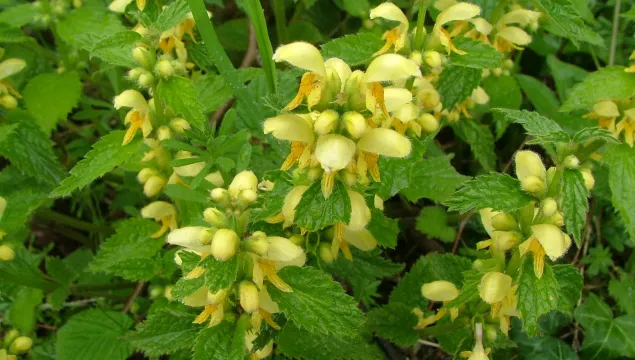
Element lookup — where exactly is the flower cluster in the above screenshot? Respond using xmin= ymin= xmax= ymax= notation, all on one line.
xmin=0 ymin=330 xmax=33 ymax=360
xmin=0 ymin=51 xmax=26 ymax=110
xmin=584 ymin=99 xmax=635 ymax=146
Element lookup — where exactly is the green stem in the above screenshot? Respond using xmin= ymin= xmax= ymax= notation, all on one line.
xmin=152 ymin=82 xmax=166 ymax=126
xmin=187 ymin=0 xmax=263 ymax=119
xmin=272 ymin=0 xmax=288 ymax=45
xmin=413 ymin=0 xmax=430 ymax=51
xmin=244 ymin=0 xmax=278 ymax=93
xmin=608 ymin=0 xmax=622 ymax=66
xmin=37 ymin=208 xmax=112 ymax=234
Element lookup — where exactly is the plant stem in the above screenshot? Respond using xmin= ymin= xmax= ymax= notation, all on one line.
xmin=413 ymin=0 xmax=430 ymax=51
xmin=37 ymin=208 xmax=112 ymax=234
xmin=244 ymin=0 xmax=278 ymax=93
xmin=272 ymin=0 xmax=288 ymax=45
xmin=609 ymin=0 xmax=622 ymax=66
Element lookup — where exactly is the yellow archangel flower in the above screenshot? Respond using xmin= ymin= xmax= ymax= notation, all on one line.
xmin=108 ymin=0 xmax=145 ymax=13
xmin=459 ymin=323 xmax=492 ymax=360
xmin=113 ymin=90 xmax=153 ymax=145
xmin=584 ymin=100 xmax=620 ymax=134
xmin=433 ymin=2 xmax=481 ymax=55
xmin=421 ymin=280 xmax=460 ymax=322
xmin=369 ymin=2 xmax=409 ymax=56
xmin=477 ymin=208 xmax=521 ymax=252
xmin=159 ymin=12 xmax=209 ymax=64
xmin=515 ymin=150 xmax=547 ymax=195
xmin=0 ymin=57 xmax=27 ymax=97
xmin=519 ymin=224 xmax=572 ymax=278
xmin=616 ymin=108 xmax=635 ymax=146
xmin=251 ymin=235 xmax=306 ymax=293
xmin=141 ymin=201 xmax=178 ymax=238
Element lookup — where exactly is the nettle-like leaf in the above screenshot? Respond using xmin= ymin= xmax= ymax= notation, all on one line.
xmin=572 ymin=127 xmax=618 ymax=144
xmin=482 ymin=75 xmax=522 ymax=138
xmin=0 ymin=167 xmax=50 ymax=235
xmin=6 ymin=287 xmax=43 ymax=333
xmin=603 ymin=144 xmax=635 ymax=240
xmin=293 ymin=180 xmax=351 ymax=231
xmin=51 ymin=131 xmax=143 ymax=198
xmin=530 ymin=0 xmax=603 ymax=47
xmin=57 ymin=5 xmax=126 ymax=47
xmin=609 ymin=274 xmax=635 ymax=316
xmin=561 ymin=169 xmax=589 ymax=246
xmin=493 ymin=109 xmax=570 ymax=144
xmin=367 ymin=208 xmax=399 ymax=248
xmin=193 ymin=317 xmax=248 ymax=360
xmin=202 ymin=255 xmax=240 ymax=293
xmin=436 ymin=65 xmax=482 ymax=109
xmin=444 ymin=173 xmax=533 ymax=214
xmin=89 ymin=218 xmax=164 ymax=281
xmin=452 ymin=120 xmax=497 ymax=171
xmin=156 ymin=76 xmax=207 ymax=130
xmin=574 ymin=293 xmax=635 ymax=359
xmin=449 ymin=37 xmax=503 ymax=69
xmin=320 ymin=32 xmax=384 ymax=66
xmin=517 ymin=260 xmax=559 ymax=336
xmin=402 ymin=155 xmax=469 ymax=203
xmin=367 ymin=303 xmax=419 ymax=347
xmin=546 ymin=54 xmax=589 ymax=101
xmin=154 ymin=0 xmax=189 ymax=32
xmin=416 ymin=206 xmax=456 ymax=243
xmin=552 ymin=264 xmax=583 ymax=314
xmin=0 ymin=3 xmax=36 ymax=27
xmin=266 ymin=266 xmax=365 ymax=338
xmin=561 ymin=67 xmax=635 ymax=112
xmin=57 ymin=309 xmax=134 ymax=360
xmin=82 ymin=30 xmax=141 ymax=67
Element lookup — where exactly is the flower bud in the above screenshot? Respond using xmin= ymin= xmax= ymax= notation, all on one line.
xmin=563 ymin=155 xmax=579 ymax=169
xmin=138 ymin=72 xmax=154 ymax=87
xmin=168 ymin=118 xmax=190 ymax=134
xmin=132 ymin=47 xmax=152 ymax=68
xmin=549 ymin=212 xmax=565 ymax=227
xmin=289 ymin=234 xmax=305 ymax=246
xmin=204 ymin=171 xmax=224 ymax=188
xmin=478 ymin=271 xmax=512 ymax=304
xmin=344 ymin=70 xmax=366 ymax=112
xmin=245 ymin=232 xmax=269 ymax=255
xmin=237 ymin=189 xmax=258 ymax=207
xmin=342 ymin=170 xmax=357 ymax=187
xmin=0 ymin=95 xmax=17 ymax=109
xmin=313 ymin=110 xmax=339 ymax=135
xmin=541 ymin=198 xmax=558 ymax=217
xmin=503 ymin=59 xmax=514 ymax=69
xmin=493 ymin=231 xmax=521 ymax=251
xmin=307 ymin=167 xmax=322 ymax=182
xmin=515 ymin=150 xmax=546 ymax=181
xmin=164 ymin=285 xmax=174 ymax=301
xmin=421 ymin=280 xmax=460 ymax=302
xmin=319 ymin=243 xmax=334 ymax=264
xmin=343 ymin=111 xmax=367 ymax=138
xmin=239 ymin=281 xmax=259 ymax=313
xmin=0 ymin=245 xmax=15 ymax=261
xmin=210 ymin=229 xmax=239 ymax=261
xmin=137 ymin=168 xmax=158 ymax=184
xmin=149 ymin=285 xmax=163 ymax=299
xmin=423 ymin=50 xmax=443 ymax=69
xmin=128 ymin=68 xmax=143 ymax=80
xmin=199 ymin=228 xmax=215 ymax=245
xmin=491 ymin=213 xmax=517 ymax=231
xmin=203 ymin=207 xmax=227 ymax=227
xmin=417 ymin=113 xmax=439 ymax=133
xmin=211 ymin=188 xmax=231 ymax=205
xmin=207 ymin=289 xmax=227 ymax=305
xmin=10 ymin=336 xmax=32 ymax=354
xmin=409 ymin=51 xmax=423 ymax=67
xmin=144 ymin=175 xmax=166 ymax=197
xmin=156 ymin=59 xmax=174 ymax=78
xmin=493 ymin=67 xmax=503 ymax=77
xmin=228 ymin=171 xmax=258 ymax=197
xmin=581 ymin=169 xmax=595 ymax=190
xmin=521 ymin=175 xmax=545 ymax=194
xmin=417 ymin=88 xmax=441 ymax=110
xmin=157 ymin=126 xmax=171 ymax=141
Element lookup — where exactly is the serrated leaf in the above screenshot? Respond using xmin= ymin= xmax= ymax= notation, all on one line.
xmin=416 ymin=206 xmax=456 ymax=243
xmin=294 ymin=180 xmax=351 ymax=231
xmin=0 ymin=3 xmax=36 ymax=27
xmin=546 ymin=55 xmax=588 ymax=101
xmin=436 ymin=66 xmax=482 ymax=110
xmin=517 ymin=260 xmax=559 ymax=336
xmin=0 ymin=247 xmax=56 ymax=291
xmin=609 ymin=274 xmax=635 ymax=315
xmin=267 ymin=266 xmax=365 ymax=338
xmin=603 ymin=144 xmax=635 ymax=240
xmin=449 ymin=37 xmax=503 ymax=69
xmin=89 ymin=218 xmax=164 ymax=281
xmin=513 ymin=332 xmax=578 ymax=360
xmin=0 ymin=167 xmax=49 ymax=235
xmin=170 ymin=276 xmax=204 ymax=300
xmin=367 ymin=208 xmax=399 ymax=248
xmin=367 ymin=303 xmax=419 ymax=347
xmin=156 ymin=76 xmax=206 ymax=130
xmin=444 ymin=173 xmax=533 ymax=214
xmin=193 ymin=317 xmax=248 ymax=360
xmin=493 ymin=109 xmax=570 ymax=144
xmin=0 ymin=123 xmax=18 ymax=145
xmin=572 ymin=127 xmax=618 ymax=144
xmin=202 ymin=255 xmax=240 ymax=293
xmin=338 ymin=0 xmax=369 ymax=16
xmin=402 ymin=155 xmax=469 ymax=203
xmin=482 ymin=75 xmax=522 ymax=138
xmin=530 ymin=0 xmax=603 ymax=47
xmin=561 ymin=169 xmax=589 ymax=246
xmin=164 ymin=184 xmax=209 ymax=204
xmin=377 ymin=155 xmax=412 ymax=198
xmin=127 ymin=303 xmax=201 ymax=356
xmin=88 ymin=31 xmax=141 ymax=67
xmin=452 ymin=120 xmax=497 ymax=171
xmin=320 ymin=32 xmax=384 ymax=66
xmin=51 ymin=131 xmax=143 ymax=198
xmin=57 ymin=309 xmax=134 ymax=360
xmin=57 ymin=6 xmax=126 ymax=47
xmin=155 ymin=0 xmax=189 ymax=32
xmin=515 ymin=74 xmax=560 ymax=115
xmin=561 ymin=67 xmax=635 ymax=112
xmin=0 ymin=111 xmax=66 ymax=186
xmin=552 ymin=264 xmax=582 ymax=314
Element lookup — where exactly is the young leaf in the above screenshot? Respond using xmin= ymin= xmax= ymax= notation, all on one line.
xmin=561 ymin=169 xmax=589 ymax=246
xmin=452 ymin=120 xmax=497 ymax=171
xmin=515 ymin=74 xmax=560 ymax=115
xmin=493 ymin=109 xmax=570 ymax=144
xmin=0 ymin=3 xmax=37 ymax=28
xmin=444 ymin=173 xmax=534 ymax=214
xmin=202 ymin=255 xmax=240 ymax=293
xmin=449 ymin=37 xmax=503 ymax=69
xmin=367 ymin=303 xmax=419 ymax=347
xmin=603 ymin=144 xmax=635 ymax=240
xmin=402 ymin=155 xmax=469 ymax=203
xmin=320 ymin=32 xmax=384 ymax=66
xmin=156 ymin=76 xmax=206 ymax=130
xmin=51 ymin=131 xmax=143 ymax=198
xmin=293 ymin=180 xmax=351 ymax=231
xmin=436 ymin=65 xmax=482 ymax=109
xmin=57 ymin=6 xmax=126 ymax=47
xmin=366 ymin=208 xmax=399 ymax=248
xmin=416 ymin=206 xmax=456 ymax=243
xmin=57 ymin=309 xmax=134 ymax=360
xmin=266 ymin=266 xmax=365 ymax=338
xmin=530 ymin=0 xmax=603 ymax=47
xmin=561 ymin=67 xmax=635 ymax=112
xmin=154 ymin=0 xmax=189 ymax=32
xmin=170 ymin=276 xmax=204 ymax=300
xmin=517 ymin=260 xmax=559 ymax=336
xmin=89 ymin=218 xmax=164 ymax=281
xmin=252 ymin=170 xmax=294 ymax=221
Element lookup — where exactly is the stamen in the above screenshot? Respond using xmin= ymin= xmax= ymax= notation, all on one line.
xmin=373 ymin=28 xmax=400 ymax=56
xmin=365 ymin=152 xmax=380 ymax=182
xmin=281 ymin=142 xmax=305 ymax=171
xmin=369 ymin=82 xmax=391 ymax=121
xmin=151 ymin=217 xmax=171 ymax=238
xmin=284 ymin=73 xmax=319 ymax=111
xmin=259 ymin=309 xmax=281 ymax=330
xmin=259 ymin=260 xmax=292 ymax=293
xmin=193 ymin=304 xmax=217 ymax=324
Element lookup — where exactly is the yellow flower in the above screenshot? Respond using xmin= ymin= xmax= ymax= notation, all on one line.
xmin=433 ymin=3 xmax=481 ymax=54
xmin=251 ymin=236 xmax=306 ymax=293
xmin=264 ymin=113 xmax=315 ymax=170
xmin=315 ymin=134 xmax=356 ymax=197
xmin=583 ymin=100 xmax=620 ymax=133
xmin=459 ymin=323 xmax=491 ymax=359
xmin=369 ymin=2 xmax=409 ymax=55
xmin=519 ymin=224 xmax=572 ymax=278
xmin=478 ymin=272 xmax=512 ymax=304
xmin=113 ymin=90 xmax=153 ymax=145
xmin=0 ymin=58 xmax=26 ymax=99
xmin=421 ymin=280 xmax=460 ymax=321
xmin=141 ymin=201 xmax=177 ymax=238
xmin=493 ymin=26 xmax=532 ymax=52
xmin=167 ymin=226 xmax=210 ymax=253
xmin=498 ymin=9 xmax=542 ymax=30
xmin=356 ymin=128 xmax=412 ymax=184
xmin=616 ymin=108 xmax=635 ymax=146
xmin=476 ymin=208 xmax=520 ymax=252
xmin=515 ymin=150 xmax=547 ymax=195
xmin=491 ymin=285 xmax=520 ymax=335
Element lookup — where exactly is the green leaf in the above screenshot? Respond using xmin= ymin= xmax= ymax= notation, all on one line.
xmin=623 ymin=6 xmax=635 ymax=21
xmin=366 ymin=208 xmax=399 ymax=248
xmin=320 ymin=32 xmax=384 ymax=66
xmin=530 ymin=0 xmax=603 ymax=47
xmin=89 ymin=218 xmax=164 ymax=281
xmin=51 ymin=131 xmax=143 ymax=198
xmin=88 ymin=31 xmax=141 ymax=67
xmin=561 ymin=67 xmax=635 ymax=112
xmin=6 ymin=287 xmax=43 ymax=333
xmin=416 ymin=206 xmax=456 ymax=243
xmin=294 ymin=180 xmax=351 ymax=231
xmin=449 ymin=37 xmax=503 ymax=69
xmin=155 ymin=0 xmax=189 ymax=32
xmin=57 ymin=6 xmax=126 ymax=47
xmin=0 ymin=246 xmax=57 ymax=291
xmin=0 ymin=168 xmax=49 ymax=235
xmin=452 ymin=120 xmax=497 ymax=171
xmin=170 ymin=276 xmax=204 ymax=300
xmin=57 ymin=309 xmax=134 ymax=360
xmin=164 ymin=184 xmax=210 ymax=204
xmin=127 ymin=303 xmax=201 ymax=356
xmin=445 ymin=270 xmax=482 ymax=308
xmin=367 ymin=303 xmax=419 ymax=347
xmin=572 ymin=127 xmax=618 ymax=144
xmin=402 ymin=155 xmax=469 ymax=203
xmin=202 ymin=255 xmax=240 ymax=293
xmin=546 ymin=55 xmax=588 ymax=101
xmin=436 ymin=65 xmax=482 ymax=110
xmin=481 ymin=75 xmax=522 ymax=138
xmin=609 ymin=274 xmax=635 ymax=315
xmin=216 ymin=18 xmax=250 ymax=51
xmin=604 ymin=144 xmax=635 ymax=240
xmin=517 ymin=260 xmax=559 ymax=336
xmin=581 ymin=245 xmax=613 ymax=276
xmin=277 ymin=323 xmax=383 ymax=360
xmin=0 ymin=123 xmax=18 ymax=145
xmin=338 ymin=0 xmax=370 ymax=17
xmin=493 ymin=109 xmax=570 ymax=144
xmin=0 ymin=3 xmax=36 ymax=28
xmin=193 ymin=319 xmax=248 ymax=360
xmin=515 ymin=74 xmax=560 ymax=115
xmin=574 ymin=293 xmax=635 ymax=359
xmin=561 ymin=169 xmax=589 ymax=246
xmin=552 ymin=264 xmax=582 ymax=314
xmin=444 ymin=173 xmax=533 ymax=214
xmin=513 ymin=332 xmax=578 ymax=360
xmin=46 ymin=249 xmax=93 ymax=309
xmin=267 ymin=266 xmax=365 ymax=338
xmin=156 ymin=76 xmax=206 ymax=130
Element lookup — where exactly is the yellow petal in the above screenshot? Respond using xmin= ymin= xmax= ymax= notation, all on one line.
xmin=531 ymin=224 xmax=569 ymax=260
xmin=435 ymin=2 xmax=481 ymax=29
xmin=0 ymin=59 xmax=26 ymax=80
xmin=315 ymin=134 xmax=356 ymax=171
xmin=357 ymin=128 xmax=411 ymax=157
xmin=343 ymin=228 xmax=377 ymax=251
xmin=264 ymin=113 xmax=315 ymax=143
xmin=514 ymin=150 xmax=546 ymax=181
xmin=593 ymin=100 xmax=620 ymax=117
xmin=479 ymin=208 xmax=497 ymax=238
xmin=496 ymin=26 xmax=532 ymax=46
xmin=113 ymin=89 xmax=149 ymax=112
xmin=393 ymin=103 xmax=419 ymax=123
xmin=273 ymin=42 xmax=326 ymax=78
xmin=324 ymin=57 xmax=352 ymax=90
xmin=266 ymin=236 xmax=304 ymax=262
xmin=383 ymin=87 xmax=413 ymax=112
xmin=471 ymin=86 xmax=489 ymax=104
xmin=478 ymin=271 xmax=512 ymax=304
xmin=167 ymin=226 xmax=209 ymax=253
xmin=182 ymin=286 xmax=208 ymax=307
xmin=370 ymin=2 xmax=409 ymax=26
xmin=347 ymin=190 xmax=371 ymax=231
xmin=469 ymin=17 xmax=493 ymax=35
xmin=108 ymin=0 xmax=133 ymax=12
xmin=174 ymin=151 xmax=205 ymax=177
xmin=499 ymin=9 xmax=542 ymax=27
xmin=141 ymin=201 xmax=176 ymax=220
xmin=282 ymin=185 xmax=308 ymax=228
xmin=421 ymin=280 xmax=460 ymax=302
xmin=364 ymin=54 xmax=422 ymax=83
